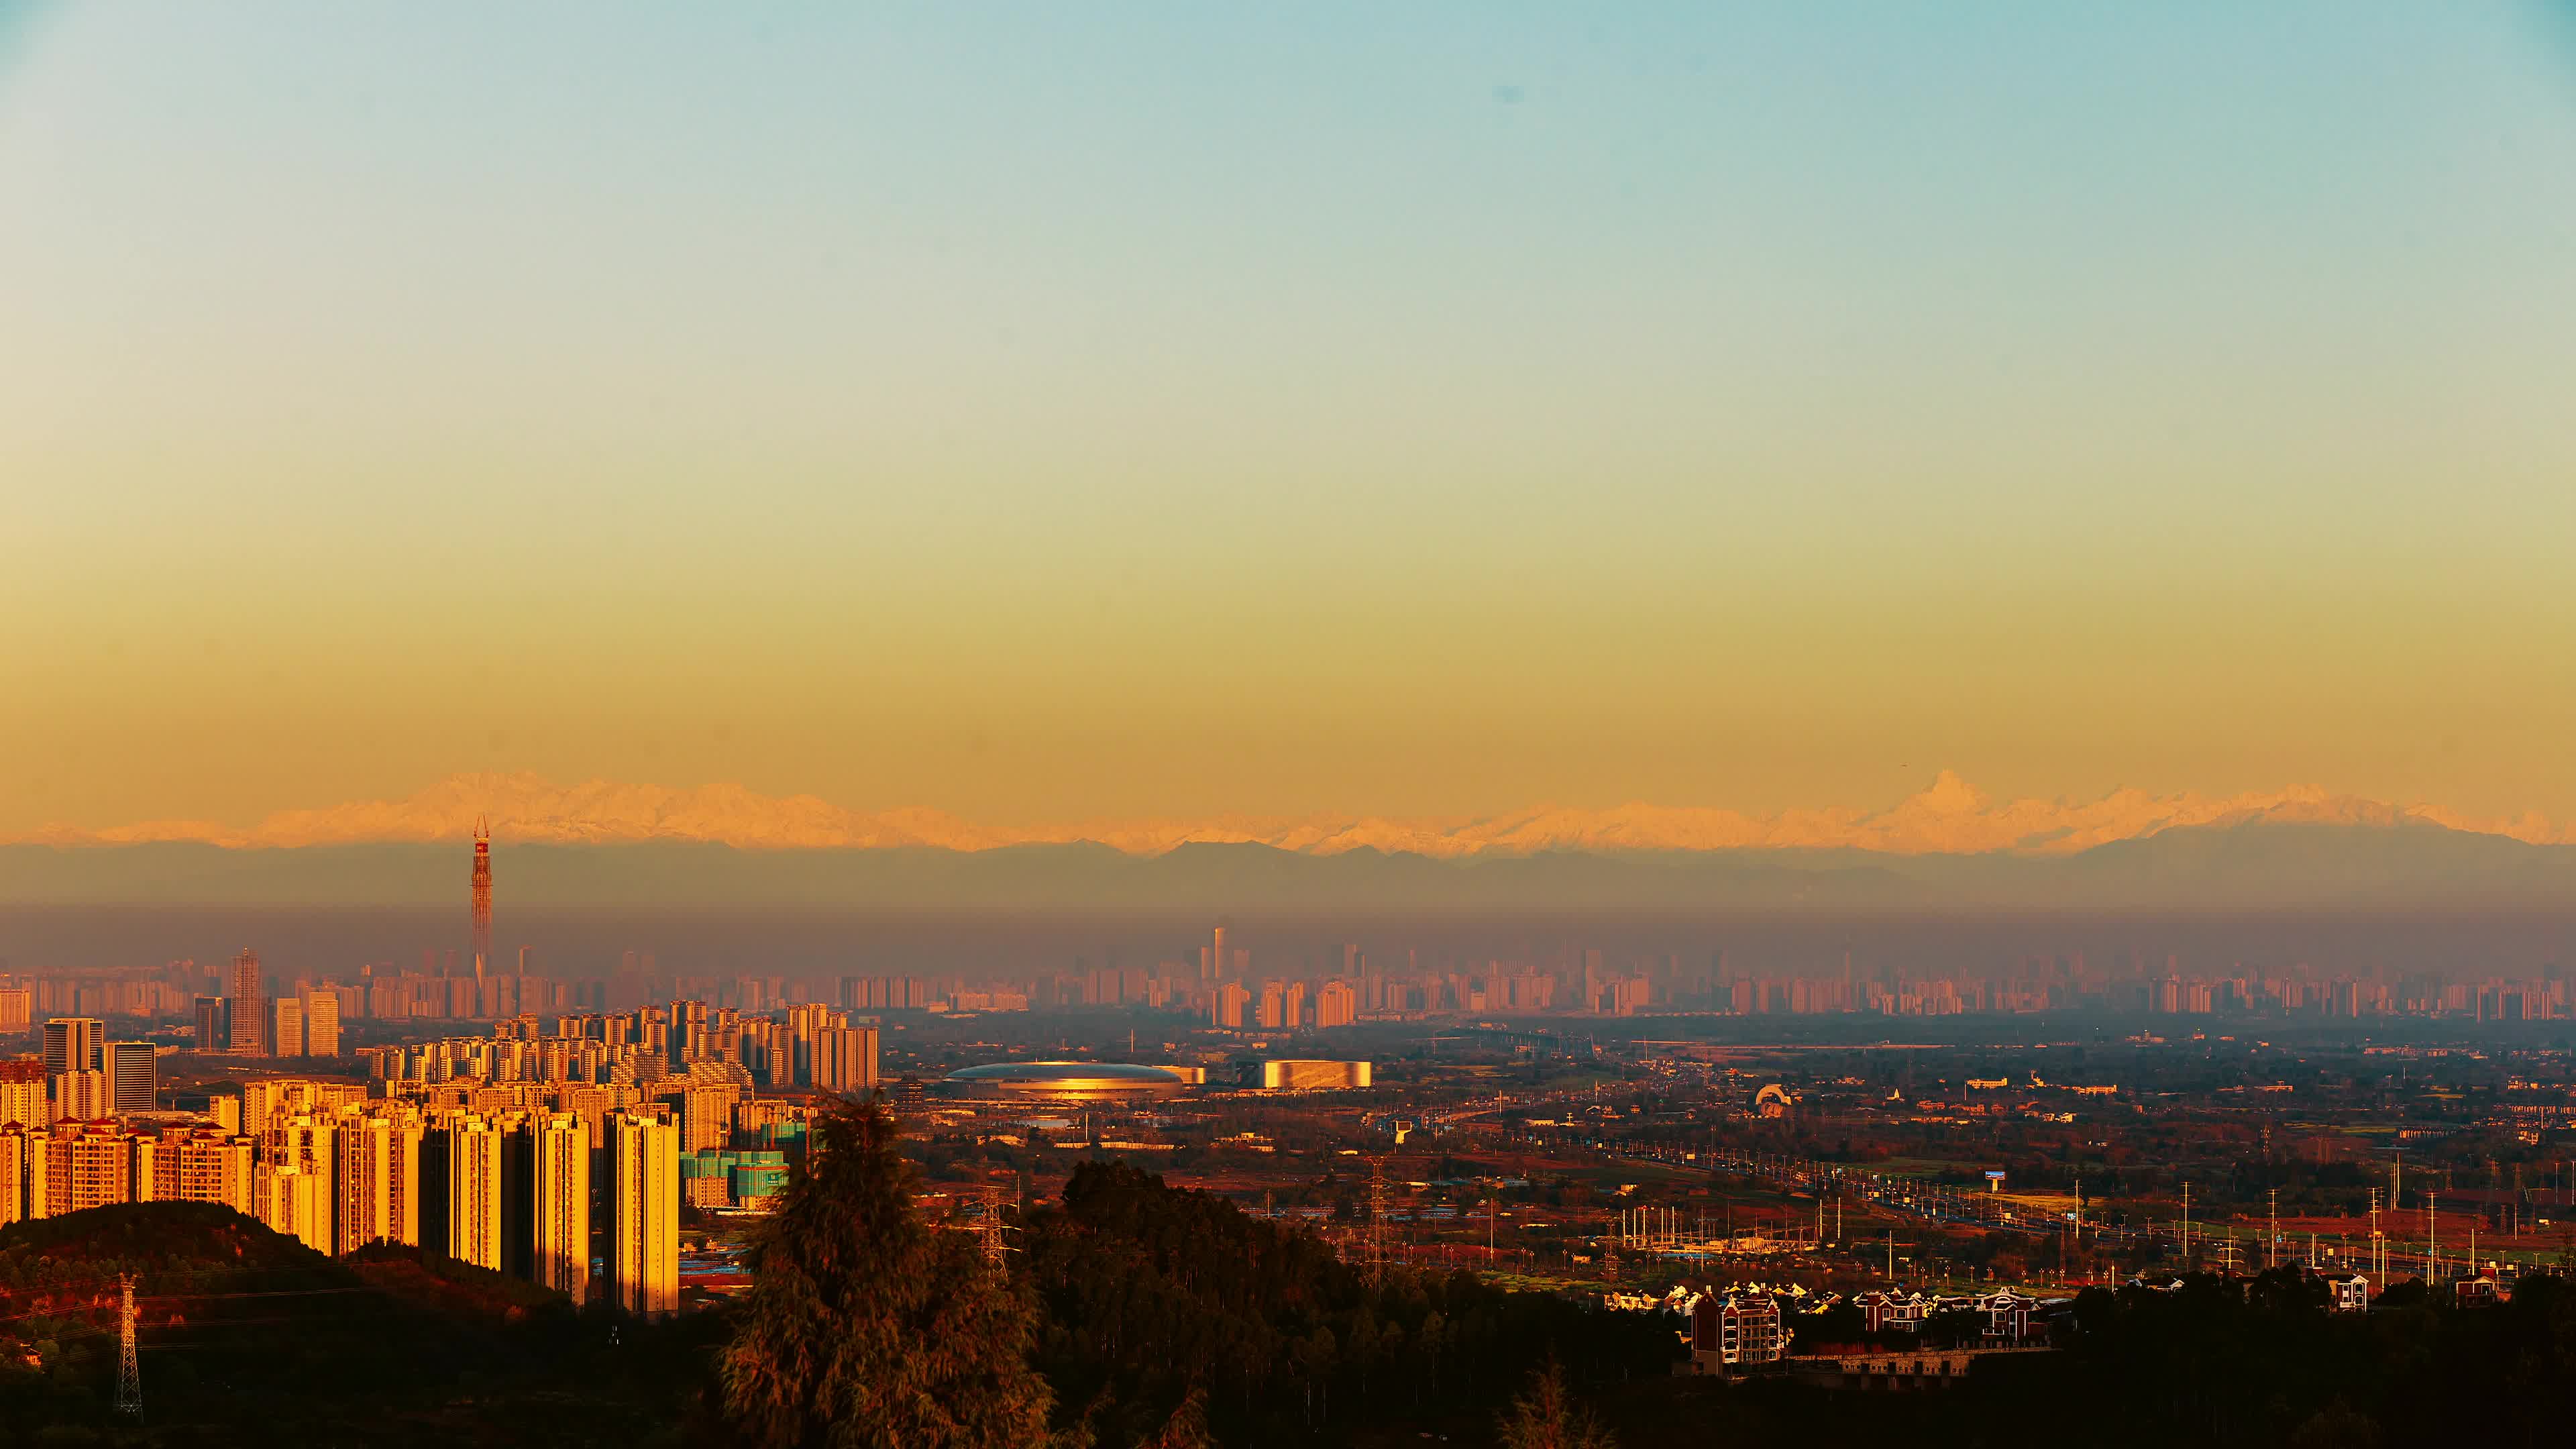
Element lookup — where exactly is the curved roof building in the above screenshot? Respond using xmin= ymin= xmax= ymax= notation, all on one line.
xmin=939 ymin=1061 xmax=1189 ymax=1102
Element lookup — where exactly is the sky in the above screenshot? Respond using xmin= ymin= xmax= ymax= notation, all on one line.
xmin=5 ymin=2 xmax=2576 ymax=838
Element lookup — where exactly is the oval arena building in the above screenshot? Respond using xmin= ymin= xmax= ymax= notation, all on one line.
xmin=939 ymin=1061 xmax=1189 ymax=1103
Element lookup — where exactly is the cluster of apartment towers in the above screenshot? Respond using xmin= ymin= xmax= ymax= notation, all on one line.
xmin=1 ymin=976 xmax=686 ymax=1318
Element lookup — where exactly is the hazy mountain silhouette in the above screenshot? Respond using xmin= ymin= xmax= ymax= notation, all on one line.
xmin=5 ymin=817 xmax=2571 ymax=908
xmin=19 ymin=770 xmax=2563 ymax=857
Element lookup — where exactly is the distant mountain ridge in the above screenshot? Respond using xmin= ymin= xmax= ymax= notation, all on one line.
xmin=5 ymin=818 xmax=2573 ymax=908
xmin=10 ymin=769 xmax=2565 ymax=858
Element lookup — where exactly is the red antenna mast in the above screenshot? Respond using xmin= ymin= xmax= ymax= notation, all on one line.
xmin=470 ymin=814 xmax=492 ymax=980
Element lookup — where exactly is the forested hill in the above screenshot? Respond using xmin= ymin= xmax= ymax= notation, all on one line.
xmin=0 ymin=1203 xmax=717 ymax=1446
xmin=16 ymin=1179 xmax=2576 ymax=1446
xmin=1024 ymin=1159 xmax=1678 ymax=1446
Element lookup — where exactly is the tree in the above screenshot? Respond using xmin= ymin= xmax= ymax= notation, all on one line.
xmin=2288 ymin=1400 xmax=2381 ymax=1449
xmin=1134 ymin=1387 xmax=1217 ymax=1449
xmin=1921 ymin=1306 xmax=1986 ymax=1348
xmin=1494 ymin=1360 xmax=1616 ymax=1449
xmin=721 ymin=1097 xmax=1061 ymax=1448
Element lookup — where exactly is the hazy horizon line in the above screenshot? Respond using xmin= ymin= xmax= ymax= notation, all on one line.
xmin=12 ymin=768 xmax=2569 ymax=858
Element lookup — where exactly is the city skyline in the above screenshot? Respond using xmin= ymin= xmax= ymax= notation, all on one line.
xmin=7 ymin=4 xmax=2576 ymax=836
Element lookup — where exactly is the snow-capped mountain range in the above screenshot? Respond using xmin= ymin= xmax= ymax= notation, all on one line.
xmin=14 ymin=770 xmax=2563 ymax=857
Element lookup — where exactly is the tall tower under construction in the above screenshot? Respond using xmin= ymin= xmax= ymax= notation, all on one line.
xmin=470 ymin=816 xmax=492 ymax=981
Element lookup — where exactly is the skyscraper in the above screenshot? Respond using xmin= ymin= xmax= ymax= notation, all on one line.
xmin=227 ymin=949 xmax=266 ymax=1056
xmin=447 ymin=1114 xmax=507 ymax=1271
xmin=193 ymin=996 xmax=223 ymax=1053
xmin=532 ymin=1112 xmax=590 ymax=1306
xmin=336 ymin=1111 xmax=424 ymax=1253
xmin=41 ymin=1018 xmax=102 ymax=1078
xmin=612 ymin=1113 xmax=679 ymax=1318
xmin=105 ymin=1042 xmax=156 ymax=1114
xmin=304 ymin=991 xmax=340 ymax=1057
xmin=274 ymin=997 xmax=305 ymax=1059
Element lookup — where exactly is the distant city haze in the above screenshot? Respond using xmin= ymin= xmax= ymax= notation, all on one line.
xmin=6 ymin=905 xmax=2573 ymax=990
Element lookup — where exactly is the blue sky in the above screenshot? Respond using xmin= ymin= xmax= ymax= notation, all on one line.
xmin=3 ymin=3 xmax=2575 ymax=829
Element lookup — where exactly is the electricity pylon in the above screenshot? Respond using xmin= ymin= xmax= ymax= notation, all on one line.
xmin=115 ymin=1273 xmax=141 ymax=1419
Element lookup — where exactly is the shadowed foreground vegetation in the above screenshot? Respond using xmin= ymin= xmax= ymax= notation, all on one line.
xmin=15 ymin=1111 xmax=2576 ymax=1447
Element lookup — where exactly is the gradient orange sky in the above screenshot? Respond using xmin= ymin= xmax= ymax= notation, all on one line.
xmin=5 ymin=4 xmax=2575 ymax=836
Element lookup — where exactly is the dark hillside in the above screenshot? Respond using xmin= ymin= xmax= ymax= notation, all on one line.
xmin=0 ymin=1203 xmax=717 ymax=1448
xmin=1025 ymin=1158 xmax=1680 ymax=1446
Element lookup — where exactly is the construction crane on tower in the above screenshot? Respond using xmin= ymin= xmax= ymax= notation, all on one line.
xmin=470 ymin=814 xmax=492 ymax=980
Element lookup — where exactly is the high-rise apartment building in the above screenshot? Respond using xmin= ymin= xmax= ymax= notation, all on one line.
xmin=229 ymin=949 xmax=266 ymax=1056
xmin=0 ymin=1126 xmax=28 ymax=1227
xmin=532 ymin=1112 xmax=590 ymax=1305
xmin=447 ymin=1114 xmax=508 ymax=1271
xmin=612 ymin=1113 xmax=679 ymax=1318
xmin=336 ymin=1111 xmax=425 ymax=1253
xmin=257 ymin=1163 xmax=332 ymax=1252
xmin=1211 ymin=982 xmax=1250 ymax=1029
xmin=146 ymin=1128 xmax=254 ymax=1215
xmin=106 ymin=1041 xmax=156 ymax=1114
xmin=304 ymin=991 xmax=340 ymax=1057
xmin=48 ymin=1123 xmax=134 ymax=1214
xmin=50 ymin=1069 xmax=111 ymax=1122
xmin=0 ymin=1061 xmax=44 ymax=1130
xmin=274 ymin=997 xmax=305 ymax=1058
xmin=785 ymin=1003 xmax=843 ymax=1086
xmin=7 ymin=1124 xmax=46 ymax=1221
xmin=0 ymin=989 xmax=30 ymax=1035
xmin=812 ymin=1025 xmax=879 ymax=1094
xmin=1315 ymin=979 xmax=1358 ymax=1029
xmin=672 ymin=1087 xmax=737 ymax=1153
xmin=240 ymin=1078 xmax=366 ymax=1136
xmin=41 ymin=1018 xmax=102 ymax=1078
xmin=270 ymin=1112 xmax=336 ymax=1189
